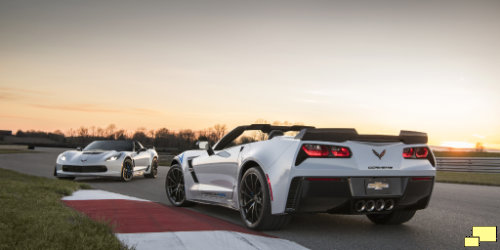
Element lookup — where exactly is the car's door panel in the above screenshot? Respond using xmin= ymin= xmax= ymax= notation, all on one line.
xmin=131 ymin=141 xmax=149 ymax=170
xmin=192 ymin=146 xmax=241 ymax=204
xmin=132 ymin=151 xmax=149 ymax=170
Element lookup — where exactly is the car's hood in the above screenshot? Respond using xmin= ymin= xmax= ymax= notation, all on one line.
xmin=58 ymin=150 xmax=120 ymax=164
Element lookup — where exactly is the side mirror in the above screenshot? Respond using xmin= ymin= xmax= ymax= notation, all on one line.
xmin=76 ymin=147 xmax=82 ymax=151
xmin=137 ymin=148 xmax=146 ymax=153
xmin=197 ymin=141 xmax=209 ymax=150
xmin=196 ymin=141 xmax=214 ymax=156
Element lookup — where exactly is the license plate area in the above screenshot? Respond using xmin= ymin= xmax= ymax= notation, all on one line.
xmin=350 ymin=177 xmax=405 ymax=197
xmin=365 ymin=178 xmax=391 ymax=195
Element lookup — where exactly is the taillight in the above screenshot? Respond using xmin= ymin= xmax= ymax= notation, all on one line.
xmin=415 ymin=147 xmax=428 ymax=158
xmin=402 ymin=148 xmax=414 ymax=158
xmin=332 ymin=146 xmax=351 ymax=157
xmin=302 ymin=144 xmax=329 ymax=157
xmin=403 ymin=147 xmax=429 ymax=159
xmin=301 ymin=144 xmax=351 ymax=158
xmin=296 ymin=144 xmax=352 ymax=165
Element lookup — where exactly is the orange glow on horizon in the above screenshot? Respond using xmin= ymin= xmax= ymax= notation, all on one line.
xmin=440 ymin=141 xmax=476 ymax=149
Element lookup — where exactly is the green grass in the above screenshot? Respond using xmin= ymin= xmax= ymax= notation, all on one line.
xmin=433 ymin=151 xmax=500 ymax=157
xmin=436 ymin=171 xmax=500 ymax=186
xmin=0 ymin=168 xmax=130 ymax=250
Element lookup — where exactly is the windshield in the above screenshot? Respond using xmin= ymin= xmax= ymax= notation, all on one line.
xmin=83 ymin=140 xmax=133 ymax=151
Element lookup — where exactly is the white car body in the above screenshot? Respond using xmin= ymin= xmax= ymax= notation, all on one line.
xmin=170 ymin=124 xmax=435 ymax=218
xmin=54 ymin=140 xmax=158 ymax=180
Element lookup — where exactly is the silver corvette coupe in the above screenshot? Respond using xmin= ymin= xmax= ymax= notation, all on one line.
xmin=54 ymin=140 xmax=158 ymax=181
xmin=165 ymin=124 xmax=435 ymax=230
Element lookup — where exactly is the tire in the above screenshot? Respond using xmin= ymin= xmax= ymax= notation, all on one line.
xmin=121 ymin=158 xmax=134 ymax=182
xmin=165 ymin=165 xmax=194 ymax=206
xmin=238 ymin=167 xmax=290 ymax=230
xmin=144 ymin=157 xmax=158 ymax=178
xmin=54 ymin=167 xmax=75 ymax=180
xmin=366 ymin=210 xmax=417 ymax=225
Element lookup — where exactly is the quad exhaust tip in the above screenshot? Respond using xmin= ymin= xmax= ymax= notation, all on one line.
xmin=375 ymin=199 xmax=385 ymax=211
xmin=385 ymin=199 xmax=395 ymax=210
xmin=354 ymin=200 xmax=366 ymax=212
xmin=365 ymin=200 xmax=375 ymax=212
xmin=355 ymin=199 xmax=395 ymax=212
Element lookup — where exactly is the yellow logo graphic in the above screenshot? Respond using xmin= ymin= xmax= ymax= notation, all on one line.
xmin=367 ymin=182 xmax=389 ymax=190
xmin=464 ymin=227 xmax=497 ymax=247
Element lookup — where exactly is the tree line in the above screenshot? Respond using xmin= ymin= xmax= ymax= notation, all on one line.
xmin=13 ymin=120 xmax=302 ymax=153
xmin=14 ymin=124 xmax=228 ymax=153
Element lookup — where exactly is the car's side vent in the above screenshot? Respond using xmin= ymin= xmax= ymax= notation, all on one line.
xmin=285 ymin=177 xmax=303 ymax=213
xmin=187 ymin=159 xmax=199 ymax=183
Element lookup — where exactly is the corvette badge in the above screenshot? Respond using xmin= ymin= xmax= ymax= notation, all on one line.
xmin=372 ymin=149 xmax=386 ymax=160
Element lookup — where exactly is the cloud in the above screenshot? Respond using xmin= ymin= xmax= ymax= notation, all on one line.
xmin=0 ymin=87 xmax=48 ymax=95
xmin=32 ymin=104 xmax=119 ymax=113
xmin=0 ymin=92 xmax=17 ymax=100
xmin=0 ymin=114 xmax=37 ymax=120
xmin=30 ymin=103 xmax=163 ymax=116
xmin=0 ymin=87 xmax=48 ymax=101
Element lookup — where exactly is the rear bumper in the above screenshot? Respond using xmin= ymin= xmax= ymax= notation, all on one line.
xmin=284 ymin=176 xmax=434 ymax=214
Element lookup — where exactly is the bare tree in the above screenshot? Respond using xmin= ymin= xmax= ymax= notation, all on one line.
xmin=105 ymin=124 xmax=116 ymax=138
xmin=213 ymin=124 xmax=227 ymax=141
xmin=77 ymin=127 xmax=89 ymax=138
xmin=114 ymin=129 xmax=127 ymax=140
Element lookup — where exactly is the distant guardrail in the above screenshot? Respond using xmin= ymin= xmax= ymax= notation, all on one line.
xmin=436 ymin=157 xmax=500 ymax=173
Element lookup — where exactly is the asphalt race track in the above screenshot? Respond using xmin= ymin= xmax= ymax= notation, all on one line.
xmin=1 ymin=147 xmax=499 ymax=249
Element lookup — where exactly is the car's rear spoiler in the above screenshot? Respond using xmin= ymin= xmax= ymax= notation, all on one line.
xmin=295 ymin=128 xmax=428 ymax=144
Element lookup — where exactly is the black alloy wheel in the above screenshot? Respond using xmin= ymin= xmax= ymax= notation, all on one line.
xmin=238 ymin=167 xmax=291 ymax=230
xmin=165 ymin=165 xmax=193 ymax=206
xmin=240 ymin=171 xmax=264 ymax=224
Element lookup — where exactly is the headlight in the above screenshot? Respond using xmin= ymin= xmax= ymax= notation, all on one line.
xmin=106 ymin=153 xmax=122 ymax=161
xmin=60 ymin=155 xmax=66 ymax=161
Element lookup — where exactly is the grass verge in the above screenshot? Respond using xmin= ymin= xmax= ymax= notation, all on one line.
xmin=436 ymin=171 xmax=500 ymax=186
xmin=0 ymin=168 xmax=130 ymax=250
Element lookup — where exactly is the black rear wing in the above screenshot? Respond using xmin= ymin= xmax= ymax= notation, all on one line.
xmin=295 ymin=128 xmax=427 ymax=144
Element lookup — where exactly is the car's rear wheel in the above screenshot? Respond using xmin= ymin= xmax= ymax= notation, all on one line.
xmin=165 ymin=165 xmax=193 ymax=206
xmin=239 ymin=167 xmax=290 ymax=230
xmin=121 ymin=158 xmax=133 ymax=182
xmin=144 ymin=157 xmax=158 ymax=178
xmin=366 ymin=209 xmax=416 ymax=225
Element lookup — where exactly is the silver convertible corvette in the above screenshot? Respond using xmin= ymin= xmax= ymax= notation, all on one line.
xmin=54 ymin=140 xmax=159 ymax=181
xmin=165 ymin=124 xmax=436 ymax=230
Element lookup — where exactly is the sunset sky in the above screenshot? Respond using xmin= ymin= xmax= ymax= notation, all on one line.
xmin=1 ymin=0 xmax=499 ymax=149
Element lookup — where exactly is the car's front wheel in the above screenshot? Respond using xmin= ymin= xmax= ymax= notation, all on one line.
xmin=239 ymin=167 xmax=290 ymax=230
xmin=121 ymin=158 xmax=134 ymax=182
xmin=165 ymin=165 xmax=193 ymax=206
xmin=366 ymin=209 xmax=416 ymax=224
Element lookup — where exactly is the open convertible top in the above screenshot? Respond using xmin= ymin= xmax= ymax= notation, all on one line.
xmin=214 ymin=124 xmax=427 ymax=150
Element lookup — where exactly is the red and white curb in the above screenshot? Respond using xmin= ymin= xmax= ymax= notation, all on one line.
xmin=62 ymin=190 xmax=308 ymax=250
